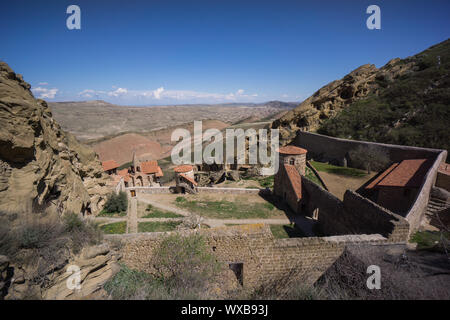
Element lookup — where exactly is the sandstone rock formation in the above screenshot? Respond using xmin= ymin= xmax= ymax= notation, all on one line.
xmin=271 ymin=58 xmax=416 ymax=145
xmin=4 ymin=244 xmax=120 ymax=300
xmin=0 ymin=61 xmax=110 ymax=215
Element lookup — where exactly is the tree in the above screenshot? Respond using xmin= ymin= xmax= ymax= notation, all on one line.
xmin=349 ymin=145 xmax=390 ymax=174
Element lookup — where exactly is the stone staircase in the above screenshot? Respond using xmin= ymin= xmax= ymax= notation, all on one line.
xmin=422 ymin=187 xmax=450 ymax=231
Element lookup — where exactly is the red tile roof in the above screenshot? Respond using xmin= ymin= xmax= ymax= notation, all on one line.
xmin=156 ymin=166 xmax=164 ymax=177
xmin=174 ymin=165 xmax=194 ymax=173
xmin=102 ymin=160 xmax=119 ymax=171
xmin=367 ymin=159 xmax=433 ymax=189
xmin=117 ymin=169 xmax=129 ymax=177
xmin=179 ymin=173 xmax=197 ymax=186
xmin=278 ymin=145 xmax=308 ymax=155
xmin=366 ymin=163 xmax=399 ymax=189
xmin=283 ymin=164 xmax=302 ymax=200
xmin=141 ymin=161 xmax=160 ymax=174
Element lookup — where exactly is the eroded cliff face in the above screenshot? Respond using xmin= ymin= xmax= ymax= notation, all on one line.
xmin=0 ymin=61 xmax=110 ymax=215
xmin=271 ymin=58 xmax=416 ymax=145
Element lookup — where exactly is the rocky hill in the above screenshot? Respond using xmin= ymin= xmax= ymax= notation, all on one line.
xmin=272 ymin=39 xmax=450 ymax=152
xmin=0 ymin=62 xmax=110 ymax=215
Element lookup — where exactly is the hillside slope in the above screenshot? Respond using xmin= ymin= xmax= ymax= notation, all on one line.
xmin=0 ymin=62 xmax=110 ymax=215
xmin=272 ymin=39 xmax=450 ymax=152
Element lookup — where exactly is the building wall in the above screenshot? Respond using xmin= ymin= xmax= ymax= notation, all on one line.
xmin=280 ymin=154 xmax=306 ymax=175
xmin=274 ymin=164 xmax=301 ymax=213
xmin=376 ymin=187 xmax=418 ymax=216
xmin=106 ymin=224 xmax=399 ymax=288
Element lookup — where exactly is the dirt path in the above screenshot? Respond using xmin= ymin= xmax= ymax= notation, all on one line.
xmin=127 ymin=197 xmax=138 ymax=233
xmin=318 ymin=171 xmax=376 ymax=200
xmin=137 ymin=195 xmax=191 ymax=217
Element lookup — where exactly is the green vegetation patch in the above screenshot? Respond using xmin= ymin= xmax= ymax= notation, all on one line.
xmin=100 ymin=221 xmax=127 ymax=234
xmin=243 ymin=175 xmax=274 ymax=188
xmin=142 ymin=204 xmax=183 ymax=218
xmin=104 ymin=234 xmax=221 ymax=299
xmin=304 ymin=167 xmax=324 ymax=187
xmin=97 ymin=209 xmax=127 ymax=217
xmin=410 ymin=231 xmax=450 ymax=251
xmin=103 ymin=191 xmax=128 ymax=215
xmin=175 ymin=198 xmax=282 ymax=219
xmin=270 ymin=224 xmax=306 ymax=239
xmin=138 ymin=221 xmax=181 ymax=233
xmin=310 ymin=161 xmax=367 ymax=177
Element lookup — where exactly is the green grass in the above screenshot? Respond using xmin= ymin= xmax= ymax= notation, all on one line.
xmin=175 ymin=198 xmax=282 ymax=219
xmin=142 ymin=204 xmax=183 ymax=218
xmin=270 ymin=224 xmax=306 ymax=239
xmin=100 ymin=221 xmax=127 ymax=234
xmin=410 ymin=231 xmax=450 ymax=251
xmin=310 ymin=161 xmax=367 ymax=177
xmin=243 ymin=175 xmax=274 ymax=188
xmin=138 ymin=221 xmax=181 ymax=233
xmin=97 ymin=209 xmax=127 ymax=217
xmin=304 ymin=167 xmax=324 ymax=187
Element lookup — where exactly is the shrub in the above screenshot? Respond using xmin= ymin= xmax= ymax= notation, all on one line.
xmin=63 ymin=213 xmax=103 ymax=252
xmin=104 ymin=191 xmax=128 ymax=213
xmin=105 ymin=234 xmax=222 ymax=299
xmin=349 ymin=145 xmax=390 ymax=173
xmin=175 ymin=196 xmax=186 ymax=203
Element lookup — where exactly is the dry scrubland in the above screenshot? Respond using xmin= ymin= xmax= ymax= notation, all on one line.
xmin=49 ymin=100 xmax=291 ymax=141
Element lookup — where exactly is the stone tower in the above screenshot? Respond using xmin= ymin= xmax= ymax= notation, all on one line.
xmin=278 ymin=145 xmax=307 ymax=175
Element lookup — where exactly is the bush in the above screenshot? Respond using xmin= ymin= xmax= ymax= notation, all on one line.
xmin=349 ymin=145 xmax=390 ymax=173
xmin=104 ymin=191 xmax=128 ymax=213
xmin=175 ymin=196 xmax=186 ymax=203
xmin=105 ymin=234 xmax=222 ymax=299
xmin=63 ymin=213 xmax=103 ymax=252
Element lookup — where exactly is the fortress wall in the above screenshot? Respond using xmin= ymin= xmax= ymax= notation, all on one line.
xmin=301 ymin=176 xmax=344 ymax=220
xmin=294 ymin=131 xmax=442 ymax=165
xmin=107 ymin=224 xmax=399 ymax=288
xmin=341 ymin=191 xmax=409 ymax=242
xmin=405 ymin=150 xmax=447 ymax=235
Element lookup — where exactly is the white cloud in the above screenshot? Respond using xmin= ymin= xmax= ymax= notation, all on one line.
xmin=32 ymin=87 xmax=58 ymax=99
xmin=38 ymin=82 xmax=48 ymax=86
xmin=108 ymin=87 xmax=128 ymax=97
xmin=76 ymin=86 xmax=260 ymax=103
xmin=153 ymin=87 xmax=164 ymax=99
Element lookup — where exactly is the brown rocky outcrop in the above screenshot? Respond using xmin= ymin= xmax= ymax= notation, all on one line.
xmin=271 ymin=58 xmax=416 ymax=145
xmin=0 ymin=61 xmax=110 ymax=215
xmin=5 ymin=244 xmax=121 ymax=300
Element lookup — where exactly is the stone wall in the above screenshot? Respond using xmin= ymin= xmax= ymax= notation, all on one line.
xmin=293 ymin=131 xmax=447 ymax=236
xmin=106 ymin=224 xmax=402 ymax=289
xmin=301 ymin=176 xmax=343 ymax=220
xmin=131 ymin=186 xmax=267 ymax=195
xmin=405 ymin=150 xmax=447 ymax=236
xmin=294 ymin=131 xmax=444 ymax=165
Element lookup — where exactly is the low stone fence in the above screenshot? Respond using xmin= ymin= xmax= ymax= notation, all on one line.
xmin=128 ymin=186 xmax=269 ymax=196
xmin=106 ymin=224 xmax=405 ymax=289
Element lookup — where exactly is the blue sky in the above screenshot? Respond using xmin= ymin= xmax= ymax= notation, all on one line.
xmin=1 ymin=0 xmax=449 ymax=105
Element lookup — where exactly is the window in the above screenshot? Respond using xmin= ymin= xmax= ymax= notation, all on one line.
xmin=289 ymin=158 xmax=295 ymax=165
